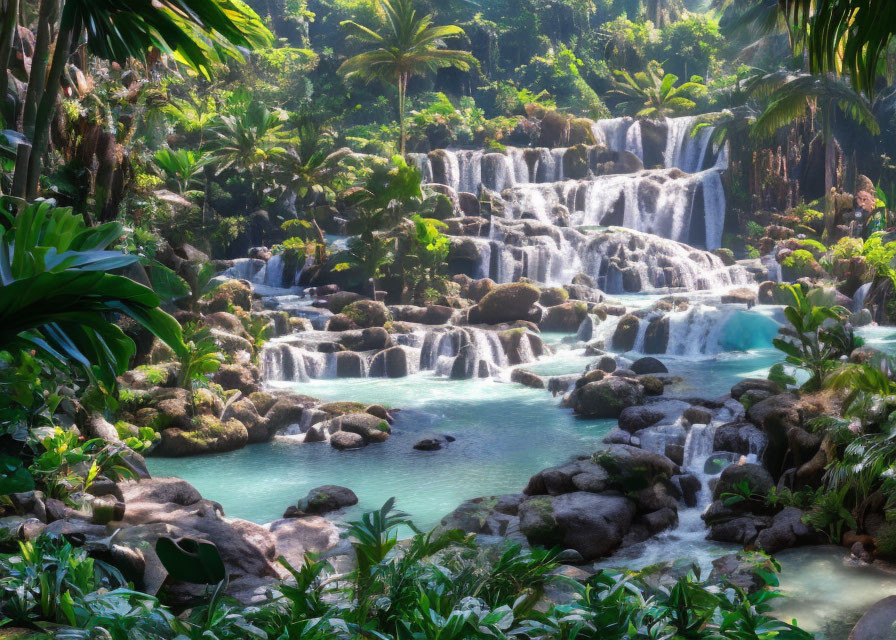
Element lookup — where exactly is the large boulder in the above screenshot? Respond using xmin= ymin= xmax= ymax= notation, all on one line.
xmin=370 ymin=346 xmax=410 ymax=378
xmin=712 ymin=463 xmax=774 ymax=501
xmin=264 ymin=396 xmax=314 ymax=433
xmin=476 ymin=283 xmax=541 ymax=324
xmin=222 ymin=397 xmax=268 ymax=443
xmin=118 ymin=478 xmax=278 ymax=599
xmin=539 ymin=110 xmax=570 ymax=147
xmin=330 ymin=431 xmax=365 ymax=450
xmin=596 ymin=444 xmax=680 ymax=481
xmin=157 ymin=416 xmax=248 ymax=457
xmin=287 ymin=485 xmax=359 ymax=517
xmin=341 ymin=300 xmax=391 ymax=328
xmin=713 ymin=422 xmax=768 ymax=456
xmin=572 ymin=377 xmax=644 ymax=418
xmin=339 ymin=327 xmax=393 ymax=351
xmin=213 ymin=363 xmax=261 ymax=395
xmin=618 ymin=406 xmax=664 ymax=433
xmin=327 ymin=291 xmax=364 ymax=314
xmin=630 ymin=357 xmax=668 ymax=375
xmin=518 ymin=492 xmax=636 ymax=560
xmin=754 ymin=507 xmax=821 ymax=553
xmin=731 ymin=378 xmax=781 ymax=401
xmin=524 ymin=459 xmax=610 ymax=496
xmin=325 ymin=413 xmax=390 ymax=444
xmin=746 ymin=394 xmax=802 ymax=478
xmin=539 ymin=302 xmax=587 ymax=332
xmin=643 ymin=316 xmax=670 ymax=354
xmin=850 ymin=596 xmax=896 ymax=640
xmin=612 ymin=314 xmax=640 ymax=351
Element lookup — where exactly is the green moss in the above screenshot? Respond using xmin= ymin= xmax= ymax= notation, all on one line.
xmin=520 ymin=496 xmax=558 ymax=544
xmin=319 ymin=401 xmax=368 ymax=416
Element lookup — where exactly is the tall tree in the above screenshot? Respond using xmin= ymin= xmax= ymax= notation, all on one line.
xmin=14 ymin=0 xmax=273 ymax=201
xmin=337 ymin=0 xmax=475 ymax=154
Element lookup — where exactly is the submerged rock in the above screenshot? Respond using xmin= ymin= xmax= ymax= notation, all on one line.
xmin=286 ymin=485 xmax=359 ymax=517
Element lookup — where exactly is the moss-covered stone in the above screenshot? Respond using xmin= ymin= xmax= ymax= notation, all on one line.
xmin=342 ymin=299 xmax=391 ymax=328
xmin=157 ymin=415 xmax=248 ymax=457
xmin=539 ymin=287 xmax=569 ymax=307
xmin=476 ymin=282 xmax=540 ymax=324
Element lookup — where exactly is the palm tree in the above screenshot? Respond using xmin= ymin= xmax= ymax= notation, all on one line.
xmin=714 ymin=0 xmax=896 ymax=98
xmin=15 ymin=0 xmax=273 ymax=201
xmin=610 ymin=61 xmax=708 ymax=118
xmin=208 ymin=99 xmax=292 ymax=207
xmin=749 ymin=72 xmax=879 ymax=214
xmin=337 ymin=0 xmax=475 ymax=154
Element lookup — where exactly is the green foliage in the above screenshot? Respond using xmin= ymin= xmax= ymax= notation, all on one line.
xmin=177 ymin=325 xmax=224 ymax=393
xmin=153 ymin=149 xmax=209 ymax=196
xmin=0 ymin=199 xmax=186 ymax=390
xmin=772 ymin=284 xmax=855 ymax=390
xmin=155 ymin=536 xmax=227 ymax=585
xmin=403 ymin=214 xmax=450 ymax=300
xmin=611 ymin=61 xmax=707 ymax=118
xmin=0 ymin=499 xmax=814 ymax=639
xmin=802 ymin=486 xmax=857 ymax=544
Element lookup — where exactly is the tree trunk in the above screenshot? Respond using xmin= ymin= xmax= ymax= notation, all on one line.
xmin=11 ymin=140 xmax=30 ymax=198
xmin=398 ymin=72 xmax=408 ymax=155
xmin=26 ymin=2 xmax=78 ymax=200
xmin=0 ymin=0 xmax=19 ymax=116
xmin=823 ymin=116 xmax=836 ymax=240
xmin=21 ymin=0 xmax=56 ymax=140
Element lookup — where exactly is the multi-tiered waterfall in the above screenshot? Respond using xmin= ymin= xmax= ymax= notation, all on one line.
xmin=416 ymin=115 xmax=745 ymax=294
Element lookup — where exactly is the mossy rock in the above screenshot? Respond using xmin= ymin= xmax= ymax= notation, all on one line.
xmin=612 ymin=314 xmax=640 ymax=351
xmin=205 ymin=280 xmax=253 ymax=312
xmin=568 ymin=118 xmax=596 ymax=145
xmin=318 ymin=401 xmax=368 ymax=416
xmin=476 ymin=282 xmax=540 ymax=324
xmin=712 ymin=248 xmax=736 ymax=266
xmin=157 ymin=415 xmax=248 ymax=456
xmin=562 ymin=144 xmax=590 ymax=180
xmin=539 ymin=287 xmax=569 ymax=307
xmin=248 ymin=391 xmax=277 ymax=416
xmin=518 ymin=496 xmax=559 ymax=545
xmin=342 ymin=299 xmax=391 ymax=328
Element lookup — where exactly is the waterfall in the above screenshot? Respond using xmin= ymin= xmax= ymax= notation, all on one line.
xmin=408 ymin=153 xmax=433 ymax=183
xmin=699 ymin=170 xmax=726 ymax=251
xmin=853 ymin=282 xmax=872 ymax=312
xmin=223 ymin=258 xmax=264 ymax=281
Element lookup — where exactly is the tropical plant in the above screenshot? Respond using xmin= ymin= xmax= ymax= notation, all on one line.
xmin=610 ymin=60 xmax=707 ymax=117
xmin=154 ymin=149 xmax=210 ymax=196
xmin=0 ymin=199 xmax=186 ymax=390
xmin=177 ymin=324 xmax=224 ymax=395
xmin=772 ymin=284 xmax=853 ymax=390
xmin=337 ymin=0 xmax=476 ymax=153
xmin=209 ymin=99 xmax=291 ymax=205
xmin=403 ymin=213 xmax=450 ymax=301
xmin=17 ymin=0 xmax=273 ymax=200
xmin=0 ymin=535 xmax=128 ymax=626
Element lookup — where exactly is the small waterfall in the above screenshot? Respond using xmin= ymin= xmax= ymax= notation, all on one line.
xmin=625 ymin=120 xmax=644 ymax=160
xmin=223 ymin=258 xmax=264 ymax=281
xmin=700 ymin=170 xmax=726 ymax=250
xmin=254 ymin=254 xmax=286 ymax=288
xmin=853 ymin=282 xmax=872 ymax=312
xmin=408 ymin=153 xmax=433 ymax=183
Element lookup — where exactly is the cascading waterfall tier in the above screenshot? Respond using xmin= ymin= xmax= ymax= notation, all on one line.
xmin=458 ymin=221 xmax=750 ymax=293
xmin=260 ymin=326 xmax=542 ymax=382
